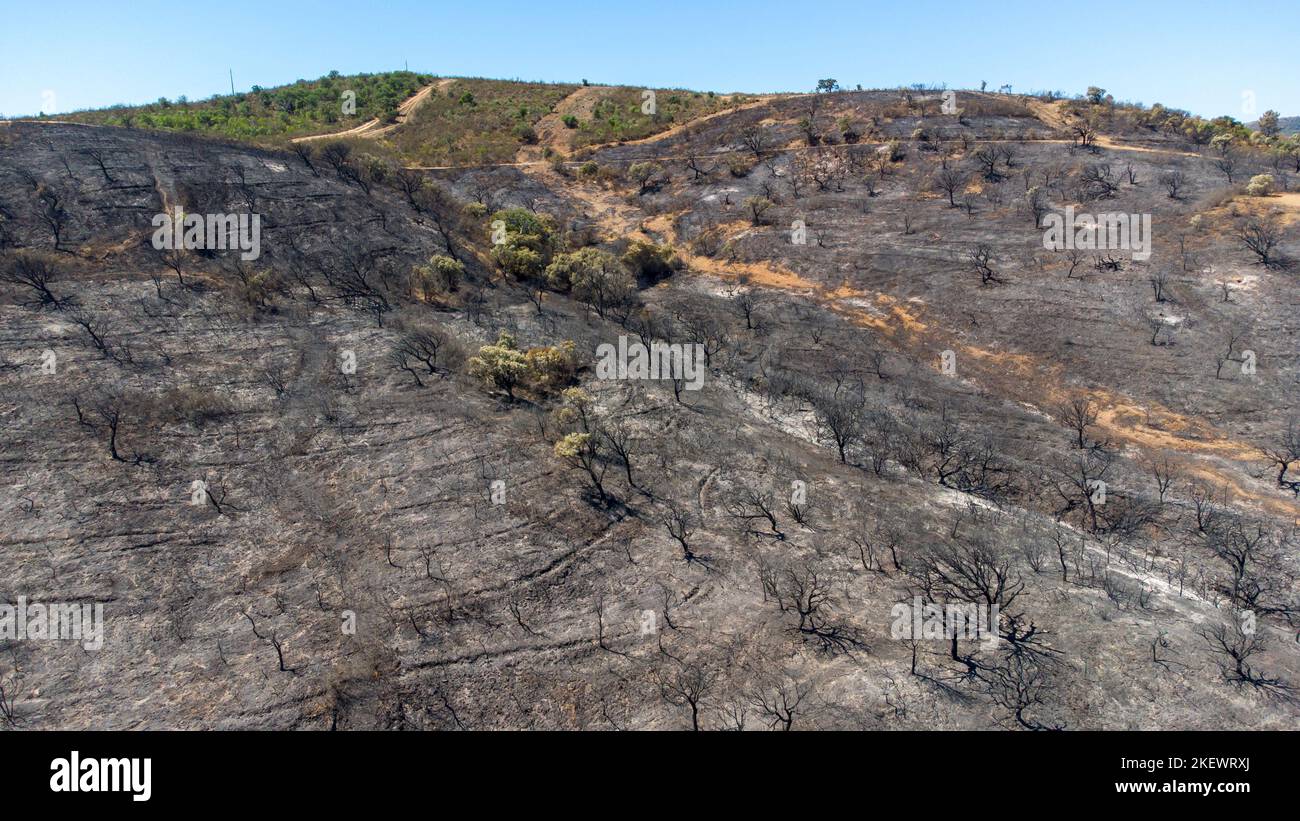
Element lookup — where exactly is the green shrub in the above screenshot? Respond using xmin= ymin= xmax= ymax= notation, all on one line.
xmin=727 ymin=155 xmax=756 ymax=177
xmin=545 ymin=248 xmax=636 ymax=317
xmin=412 ymin=254 xmax=465 ymax=298
xmin=468 ymin=332 xmax=529 ymax=399
xmin=627 ymin=161 xmax=665 ymax=194
xmin=468 ymin=332 xmax=576 ymax=399
xmin=621 ymin=240 xmax=682 ymax=284
xmin=514 ymin=124 xmax=538 ymax=144
xmin=1246 ymin=174 xmax=1275 ymax=197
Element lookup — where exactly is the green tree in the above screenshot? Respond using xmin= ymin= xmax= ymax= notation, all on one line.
xmin=554 ymin=432 xmax=609 ymax=503
xmin=1258 ymin=110 xmax=1281 ymax=138
xmin=467 ymin=332 xmax=576 ymax=399
xmin=468 ymin=332 xmax=530 ymax=400
xmin=412 ymin=254 xmax=464 ymax=298
xmin=627 ymin=161 xmax=664 ymax=194
xmin=525 ymin=341 xmax=577 ymax=394
xmin=621 ymin=240 xmax=681 ymax=284
xmin=546 ymin=248 xmax=635 ymax=318
xmin=745 ymin=196 xmax=774 ymax=225
xmin=490 ymin=208 xmax=557 ymax=280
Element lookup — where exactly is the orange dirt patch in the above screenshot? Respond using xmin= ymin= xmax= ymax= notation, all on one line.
xmin=642 ymin=213 xmax=925 ymax=335
xmin=1093 ymin=135 xmax=1201 ymax=159
xmin=645 ymin=212 xmax=1280 ymax=503
xmin=1184 ymin=464 xmax=1300 ymax=518
xmin=1213 ymin=191 xmax=1300 ymax=226
xmin=1024 ymin=98 xmax=1072 ymax=132
xmin=959 ymin=344 xmax=1038 ymax=376
xmin=1093 ymin=401 xmax=1258 ymax=460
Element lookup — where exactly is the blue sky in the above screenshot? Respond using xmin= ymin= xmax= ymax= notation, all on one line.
xmin=2 ymin=0 xmax=1295 ymax=120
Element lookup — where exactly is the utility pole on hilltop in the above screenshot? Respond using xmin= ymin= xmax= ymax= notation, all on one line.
xmin=229 ymin=69 xmax=235 ymax=95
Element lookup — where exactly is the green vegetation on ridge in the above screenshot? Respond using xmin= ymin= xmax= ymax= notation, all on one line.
xmin=386 ymin=78 xmax=577 ymax=167
xmin=571 ymin=87 xmax=747 ymax=148
xmin=59 ymin=71 xmax=432 ymax=143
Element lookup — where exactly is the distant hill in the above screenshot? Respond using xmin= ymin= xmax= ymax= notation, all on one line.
xmin=39 ymin=72 xmax=756 ymax=168
xmin=1247 ymin=115 xmax=1300 ymax=135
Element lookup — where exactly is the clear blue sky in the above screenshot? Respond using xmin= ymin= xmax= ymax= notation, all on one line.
xmin=2 ymin=0 xmax=1295 ymax=120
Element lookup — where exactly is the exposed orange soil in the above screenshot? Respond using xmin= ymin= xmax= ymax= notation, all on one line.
xmin=1208 ymin=191 xmax=1300 ymax=227
xmin=1024 ymin=98 xmax=1072 ymax=130
xmin=934 ymin=333 xmax=1292 ymax=513
xmin=1093 ymin=135 xmax=1201 ymax=158
xmin=667 ymin=214 xmax=1294 ymax=514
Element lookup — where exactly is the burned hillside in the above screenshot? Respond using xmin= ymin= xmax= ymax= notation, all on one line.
xmin=1 ymin=83 xmax=1299 ymax=730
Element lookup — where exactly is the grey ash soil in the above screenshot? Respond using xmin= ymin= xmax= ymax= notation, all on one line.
xmin=1 ymin=91 xmax=1298 ymax=730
